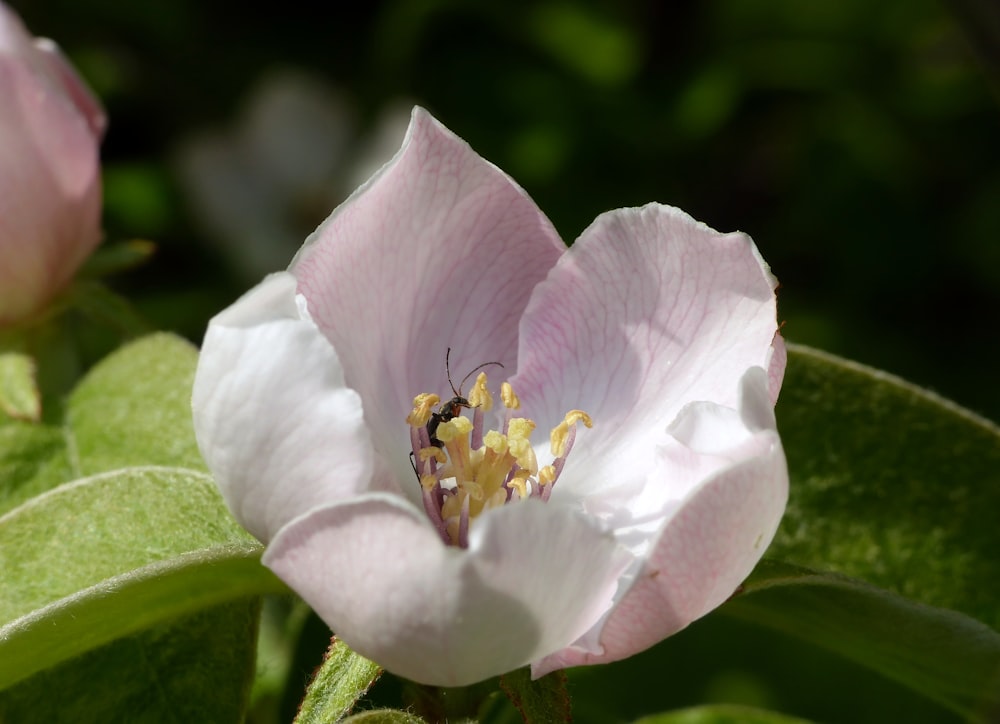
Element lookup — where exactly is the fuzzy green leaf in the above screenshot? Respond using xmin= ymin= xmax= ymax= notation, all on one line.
xmin=66 ymin=332 xmax=207 ymax=474
xmin=342 ymin=711 xmax=428 ymax=724
xmin=0 ymin=466 xmax=286 ymax=691
xmin=0 ymin=599 xmax=261 ymax=724
xmin=0 ymin=333 xmax=283 ymax=720
xmin=0 ymin=418 xmax=73 ymax=516
xmin=731 ymin=345 xmax=1000 ymax=717
xmin=295 ymin=638 xmax=383 ymax=724
xmin=773 ymin=345 xmax=1000 ymax=627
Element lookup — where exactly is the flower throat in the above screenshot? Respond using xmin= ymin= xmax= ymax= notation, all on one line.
xmin=407 ymin=352 xmax=591 ymax=548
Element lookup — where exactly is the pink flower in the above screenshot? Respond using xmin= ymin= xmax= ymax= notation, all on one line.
xmin=192 ymin=107 xmax=787 ymax=686
xmin=0 ymin=2 xmax=105 ymax=325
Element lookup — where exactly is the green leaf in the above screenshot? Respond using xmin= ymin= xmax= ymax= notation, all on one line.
xmin=773 ymin=345 xmax=1000 ymax=627
xmin=731 ymin=345 xmax=1000 ymax=717
xmin=342 ymin=710 xmax=427 ymax=723
xmin=726 ymin=561 xmax=1000 ymax=719
xmin=500 ymin=668 xmax=572 ymax=724
xmin=295 ymin=638 xmax=383 ymax=724
xmin=0 ymin=333 xmax=287 ymax=720
xmin=0 ymin=352 xmax=40 ymax=422
xmin=65 ymin=332 xmax=206 ymax=474
xmin=0 ymin=419 xmax=73 ymax=516
xmin=0 ymin=466 xmax=286 ymax=691
xmin=0 ymin=598 xmax=261 ymax=724
xmin=633 ymin=704 xmax=814 ymax=723
xmin=79 ymin=238 xmax=156 ymax=279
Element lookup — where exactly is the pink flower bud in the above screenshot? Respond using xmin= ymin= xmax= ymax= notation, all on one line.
xmin=0 ymin=2 xmax=105 ymax=325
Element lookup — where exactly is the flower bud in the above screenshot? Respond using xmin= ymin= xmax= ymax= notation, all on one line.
xmin=0 ymin=2 xmax=105 ymax=325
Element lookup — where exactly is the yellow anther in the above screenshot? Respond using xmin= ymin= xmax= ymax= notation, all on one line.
xmin=435 ymin=416 xmax=472 ymax=443
xmin=408 ymin=380 xmax=591 ymax=546
xmin=483 ymin=429 xmax=508 ymax=455
xmin=508 ymin=418 xmax=538 ymax=474
xmin=501 ymin=382 xmax=520 ymax=410
xmin=508 ymin=417 xmax=536 ymax=439
xmin=550 ymin=409 xmax=593 ymax=456
xmin=407 ymin=393 xmax=440 ymax=427
xmin=507 ymin=474 xmax=530 ymax=500
xmin=467 ymin=372 xmax=493 ymax=411
xmin=418 ymin=446 xmax=447 ymax=464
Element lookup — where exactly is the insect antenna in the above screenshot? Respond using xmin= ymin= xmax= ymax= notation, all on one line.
xmin=445 ymin=347 xmax=505 ymax=397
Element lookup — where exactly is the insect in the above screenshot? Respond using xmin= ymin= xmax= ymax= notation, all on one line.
xmin=427 ymin=348 xmax=504 ymax=448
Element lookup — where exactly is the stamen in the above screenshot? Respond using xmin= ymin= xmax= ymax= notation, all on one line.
xmin=551 ymin=410 xmax=593 ymax=457
xmin=538 ymin=465 xmax=556 ymax=502
xmin=407 ymin=372 xmax=589 ymax=547
xmin=501 ymin=382 xmax=520 ymax=410
xmin=438 ymin=416 xmax=473 ymax=480
xmin=507 ymin=473 xmax=530 ymax=500
xmin=501 ymin=382 xmax=520 ymax=435
xmin=507 ymin=418 xmax=538 ymax=474
xmin=547 ymin=410 xmax=593 ymax=492
xmin=468 ymin=373 xmax=493 ymax=410
xmin=458 ymin=494 xmax=470 ymax=549
xmin=420 ymin=474 xmax=448 ymax=543
xmin=407 ymin=393 xmax=440 ymax=427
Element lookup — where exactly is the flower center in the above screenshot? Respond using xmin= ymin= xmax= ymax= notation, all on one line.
xmin=407 ymin=371 xmax=592 ymax=547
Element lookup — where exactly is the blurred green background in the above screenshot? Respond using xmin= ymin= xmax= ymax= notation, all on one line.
xmin=11 ymin=1 xmax=999 ymax=720
xmin=15 ymin=0 xmax=1000 ymax=421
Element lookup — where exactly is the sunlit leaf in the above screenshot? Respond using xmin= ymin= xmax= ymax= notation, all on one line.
xmin=0 ymin=418 xmax=72 ymax=516
xmin=773 ymin=344 xmax=1000 ymax=627
xmin=66 ymin=333 xmax=207 ymax=474
xmin=0 ymin=334 xmax=283 ymax=721
xmin=731 ymin=345 xmax=1000 ymax=717
xmin=0 ymin=466 xmax=285 ymax=691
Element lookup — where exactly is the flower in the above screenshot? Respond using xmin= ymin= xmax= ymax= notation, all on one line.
xmin=0 ymin=2 xmax=105 ymax=325
xmin=192 ymin=107 xmax=788 ymax=687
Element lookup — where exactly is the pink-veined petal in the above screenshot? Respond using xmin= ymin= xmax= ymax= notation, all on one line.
xmin=289 ymin=106 xmax=565 ymax=481
xmin=264 ymin=492 xmax=632 ymax=686
xmin=532 ymin=367 xmax=787 ymax=675
xmin=192 ymin=273 xmax=378 ymax=542
xmin=510 ymin=203 xmax=780 ymax=499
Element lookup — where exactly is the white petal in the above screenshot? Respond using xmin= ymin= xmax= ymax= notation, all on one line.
xmin=533 ymin=367 xmax=787 ymax=674
xmin=192 ymin=272 xmax=375 ymax=542
xmin=510 ymin=204 xmax=781 ymax=501
xmin=263 ymin=493 xmax=632 ymax=686
xmin=288 ymin=107 xmax=565 ymax=483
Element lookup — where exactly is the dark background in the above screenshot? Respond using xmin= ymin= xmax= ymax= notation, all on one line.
xmin=12 ymin=1 xmax=1000 ymax=720
xmin=16 ymin=0 xmax=1000 ymax=421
